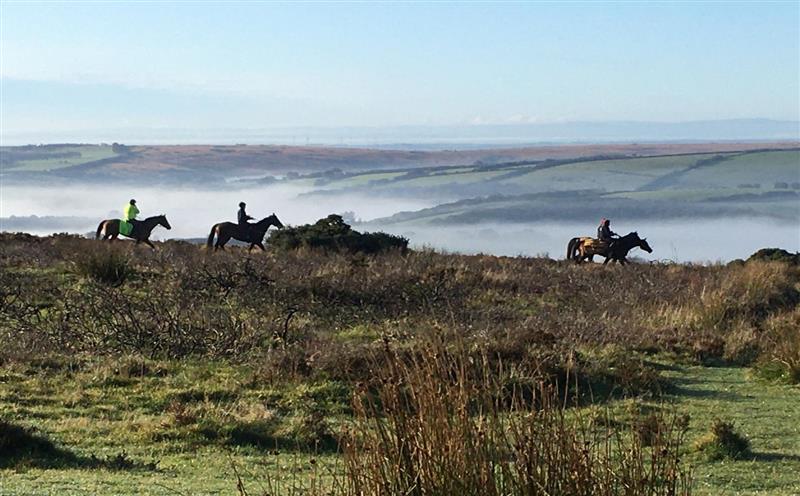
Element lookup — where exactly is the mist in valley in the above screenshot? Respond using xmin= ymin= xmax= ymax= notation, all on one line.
xmin=2 ymin=183 xmax=798 ymax=263
xmin=370 ymin=219 xmax=800 ymax=263
xmin=0 ymin=183 xmax=435 ymax=239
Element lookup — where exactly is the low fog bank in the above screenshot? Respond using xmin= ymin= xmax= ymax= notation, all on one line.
xmin=2 ymin=185 xmax=797 ymax=263
xmin=368 ymin=220 xmax=800 ymax=263
xmin=0 ymin=184 xmax=435 ymax=239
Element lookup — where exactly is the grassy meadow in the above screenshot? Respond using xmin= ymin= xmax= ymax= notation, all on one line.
xmin=1 ymin=233 xmax=799 ymax=494
xmin=309 ymin=149 xmax=799 ymax=195
xmin=0 ymin=145 xmax=120 ymax=172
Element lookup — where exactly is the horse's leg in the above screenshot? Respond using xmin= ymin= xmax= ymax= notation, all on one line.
xmin=144 ymin=239 xmax=156 ymax=249
xmin=603 ymin=256 xmax=611 ymax=265
xmin=257 ymin=242 xmax=266 ymax=251
xmin=215 ymin=234 xmax=229 ymax=251
xmin=216 ymin=236 xmax=228 ymax=251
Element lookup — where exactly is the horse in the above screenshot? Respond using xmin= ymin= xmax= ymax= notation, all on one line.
xmin=567 ymin=232 xmax=652 ymax=265
xmin=95 ymin=215 xmax=172 ymax=249
xmin=206 ymin=214 xmax=284 ymax=252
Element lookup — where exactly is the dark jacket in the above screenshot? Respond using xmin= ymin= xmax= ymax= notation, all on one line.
xmin=597 ymin=224 xmax=616 ymax=241
xmin=238 ymin=207 xmax=253 ymax=226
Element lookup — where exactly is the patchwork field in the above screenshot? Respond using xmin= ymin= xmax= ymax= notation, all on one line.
xmin=1 ymin=145 xmax=120 ymax=172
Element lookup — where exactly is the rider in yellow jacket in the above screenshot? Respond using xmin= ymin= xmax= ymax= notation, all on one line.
xmin=124 ymin=199 xmax=140 ymax=235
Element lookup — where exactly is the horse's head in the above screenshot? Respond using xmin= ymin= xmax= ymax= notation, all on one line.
xmin=268 ymin=213 xmax=284 ymax=229
xmin=637 ymin=234 xmax=653 ymax=253
xmin=157 ymin=214 xmax=172 ymax=230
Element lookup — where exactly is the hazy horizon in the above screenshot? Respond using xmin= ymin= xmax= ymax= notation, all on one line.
xmin=2 ymin=3 xmax=798 ymax=143
xmin=2 ymin=118 xmax=798 ymax=147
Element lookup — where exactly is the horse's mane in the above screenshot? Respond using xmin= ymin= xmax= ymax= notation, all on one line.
xmin=254 ymin=215 xmax=276 ymax=225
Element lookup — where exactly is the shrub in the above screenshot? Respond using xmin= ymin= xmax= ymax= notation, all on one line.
xmin=694 ymin=419 xmax=751 ymax=461
xmin=75 ymin=248 xmax=134 ymax=286
xmin=755 ymin=308 xmax=800 ymax=383
xmin=747 ymin=248 xmax=800 ymax=265
xmin=268 ymin=215 xmax=408 ymax=254
xmin=722 ymin=321 xmax=760 ymax=365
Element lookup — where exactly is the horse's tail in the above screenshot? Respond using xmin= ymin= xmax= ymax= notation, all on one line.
xmin=95 ymin=221 xmax=105 ymax=240
xmin=206 ymin=224 xmax=217 ymax=248
xmin=567 ymin=237 xmax=579 ymax=260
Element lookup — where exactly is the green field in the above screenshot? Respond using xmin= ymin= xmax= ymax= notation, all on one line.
xmin=2 ymin=145 xmax=119 ymax=172
xmin=2 ymin=359 xmax=798 ymax=495
xmin=500 ymin=154 xmax=706 ymax=192
xmin=666 ymin=151 xmax=800 ymax=190
xmin=314 ymin=171 xmax=407 ymax=189
xmin=350 ymin=150 xmax=800 ymax=225
xmin=294 ymin=149 xmax=799 ymax=204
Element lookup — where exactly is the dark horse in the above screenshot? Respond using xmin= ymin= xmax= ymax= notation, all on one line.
xmin=95 ymin=215 xmax=172 ymax=249
xmin=567 ymin=232 xmax=653 ymax=265
xmin=206 ymin=214 xmax=284 ymax=252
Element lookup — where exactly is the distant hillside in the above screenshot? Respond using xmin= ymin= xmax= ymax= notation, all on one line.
xmin=2 ymin=141 xmax=798 ymax=185
xmin=356 ymin=149 xmax=800 ymax=224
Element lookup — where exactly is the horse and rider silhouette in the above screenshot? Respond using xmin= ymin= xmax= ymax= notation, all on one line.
xmin=207 ymin=211 xmax=284 ymax=251
xmin=96 ymin=200 xmax=172 ymax=248
xmin=567 ymin=218 xmax=653 ymax=265
xmin=96 ymin=199 xmax=284 ymax=252
xmin=204 ymin=201 xmax=284 ymax=252
xmin=96 ymin=202 xmax=650 ymax=265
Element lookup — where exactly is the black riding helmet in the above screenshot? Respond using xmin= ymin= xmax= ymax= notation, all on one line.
xmin=239 ymin=202 xmax=246 ymax=208
xmin=130 ymin=199 xmax=136 ymax=204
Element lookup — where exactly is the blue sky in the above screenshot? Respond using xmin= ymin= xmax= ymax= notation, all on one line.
xmin=1 ymin=1 xmax=798 ymax=140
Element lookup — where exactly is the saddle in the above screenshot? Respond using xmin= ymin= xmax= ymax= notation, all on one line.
xmin=582 ymin=238 xmax=610 ymax=250
xmin=119 ymin=219 xmax=134 ymax=236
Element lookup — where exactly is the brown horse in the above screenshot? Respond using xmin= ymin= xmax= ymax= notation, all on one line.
xmin=206 ymin=214 xmax=284 ymax=252
xmin=567 ymin=236 xmax=605 ymax=263
xmin=567 ymin=232 xmax=653 ymax=265
xmin=95 ymin=215 xmax=172 ymax=249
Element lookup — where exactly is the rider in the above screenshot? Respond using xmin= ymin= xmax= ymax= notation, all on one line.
xmin=597 ymin=218 xmax=618 ymax=245
xmin=238 ymin=202 xmax=254 ymax=241
xmin=125 ymin=199 xmax=140 ymax=236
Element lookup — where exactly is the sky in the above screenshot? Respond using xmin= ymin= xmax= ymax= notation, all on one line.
xmin=1 ymin=1 xmax=799 ymax=142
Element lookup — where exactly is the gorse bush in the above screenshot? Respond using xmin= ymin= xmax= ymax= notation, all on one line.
xmin=268 ymin=214 xmax=408 ymax=254
xmin=75 ymin=247 xmax=134 ymax=286
xmin=747 ymin=247 xmax=800 ymax=265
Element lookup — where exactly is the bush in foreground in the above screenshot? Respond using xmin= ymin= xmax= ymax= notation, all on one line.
xmin=74 ymin=247 xmax=134 ymax=286
xmin=694 ymin=419 xmax=751 ymax=461
xmin=268 ymin=214 xmax=408 ymax=254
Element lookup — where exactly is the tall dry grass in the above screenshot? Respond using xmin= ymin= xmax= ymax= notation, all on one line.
xmin=338 ymin=337 xmax=691 ymax=496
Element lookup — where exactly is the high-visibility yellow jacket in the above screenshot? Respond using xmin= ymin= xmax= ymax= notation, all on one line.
xmin=124 ymin=203 xmax=139 ymax=221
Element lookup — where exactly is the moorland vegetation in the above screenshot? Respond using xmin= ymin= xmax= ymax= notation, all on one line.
xmin=1 ymin=231 xmax=798 ymax=494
